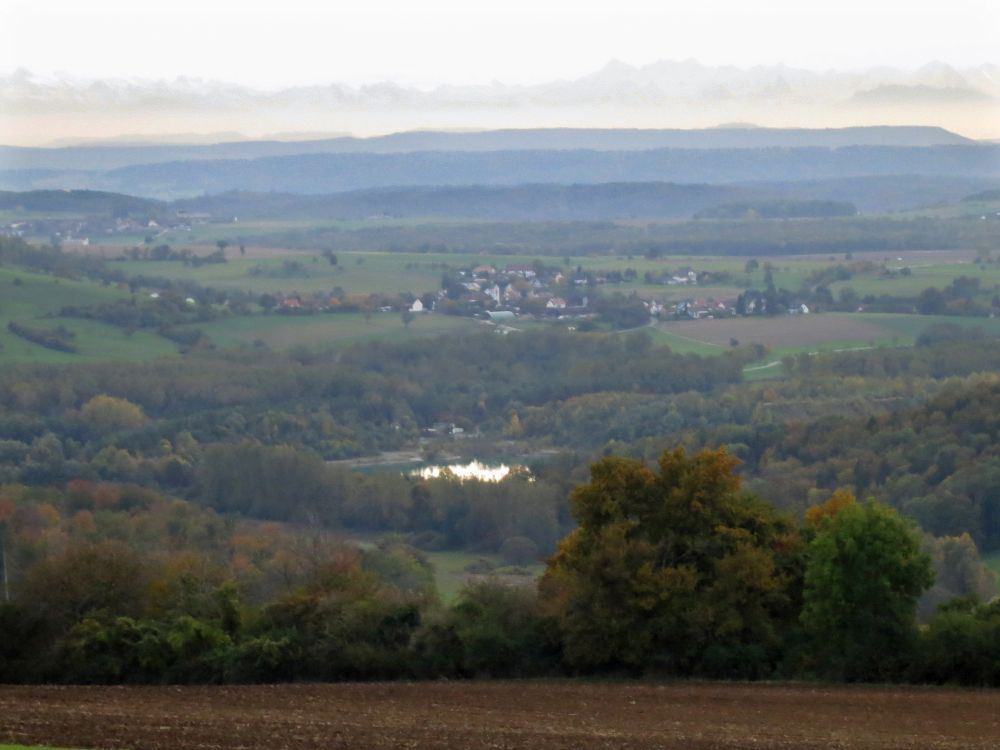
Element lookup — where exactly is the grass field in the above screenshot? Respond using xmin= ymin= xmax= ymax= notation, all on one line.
xmin=654 ymin=312 xmax=1000 ymax=361
xmin=107 ymin=252 xmax=449 ymax=297
xmin=422 ymin=549 xmax=544 ymax=602
xmin=0 ymin=266 xmax=177 ymax=363
xmin=660 ymin=314 xmax=893 ymax=350
xmin=2 ymin=682 xmax=998 ymax=749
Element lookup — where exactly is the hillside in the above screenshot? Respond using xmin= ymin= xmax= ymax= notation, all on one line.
xmin=0 ymin=126 xmax=975 ymax=172
xmin=2 ymin=144 xmax=995 ymax=200
xmin=0 ymin=189 xmax=162 ymax=214
xmin=168 ymin=177 xmax=996 ymax=219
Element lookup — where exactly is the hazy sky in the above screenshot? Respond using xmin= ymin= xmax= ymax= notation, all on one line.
xmin=2 ymin=0 xmax=997 ymax=88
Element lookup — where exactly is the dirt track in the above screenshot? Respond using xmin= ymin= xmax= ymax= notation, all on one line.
xmin=1 ymin=681 xmax=999 ymax=750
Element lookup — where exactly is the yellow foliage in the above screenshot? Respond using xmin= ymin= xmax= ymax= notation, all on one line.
xmin=80 ymin=394 xmax=147 ymax=431
xmin=805 ymin=488 xmax=857 ymax=529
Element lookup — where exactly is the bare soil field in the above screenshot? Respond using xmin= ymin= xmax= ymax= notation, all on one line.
xmin=1 ymin=681 xmax=998 ymax=750
xmin=663 ymin=314 xmax=892 ymax=348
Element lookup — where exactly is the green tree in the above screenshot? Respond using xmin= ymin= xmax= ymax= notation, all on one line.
xmin=801 ymin=498 xmax=934 ymax=681
xmin=541 ymin=448 xmax=802 ymax=676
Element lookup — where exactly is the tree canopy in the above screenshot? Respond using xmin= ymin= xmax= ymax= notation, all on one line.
xmin=801 ymin=494 xmax=934 ymax=681
xmin=541 ymin=448 xmax=802 ymax=676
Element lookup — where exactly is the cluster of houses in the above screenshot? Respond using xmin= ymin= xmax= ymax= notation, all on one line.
xmin=1 ymin=208 xmax=222 ymax=246
xmin=439 ymin=263 xmax=600 ymax=318
xmin=442 ymin=263 xmax=759 ymax=323
xmin=672 ymin=299 xmax=737 ymax=320
xmin=455 ymin=263 xmax=572 ymax=308
xmin=139 ymin=257 xmax=794 ymax=325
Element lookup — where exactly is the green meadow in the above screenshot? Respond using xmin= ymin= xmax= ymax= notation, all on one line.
xmin=0 ymin=265 xmax=176 ymax=363
xmin=422 ymin=549 xmax=544 ymax=603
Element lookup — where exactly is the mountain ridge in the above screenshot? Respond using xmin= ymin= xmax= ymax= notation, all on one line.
xmin=0 ymin=126 xmax=977 ymax=173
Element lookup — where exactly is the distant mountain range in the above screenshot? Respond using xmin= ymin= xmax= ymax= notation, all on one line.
xmin=5 ymin=60 xmax=997 ymax=113
xmin=2 ymin=60 xmax=997 ymax=145
xmin=0 ymin=126 xmax=976 ymax=173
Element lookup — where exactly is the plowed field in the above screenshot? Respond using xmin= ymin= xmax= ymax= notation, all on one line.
xmin=1 ymin=681 xmax=997 ymax=750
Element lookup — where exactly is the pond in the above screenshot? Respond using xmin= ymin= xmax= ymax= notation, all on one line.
xmin=412 ymin=460 xmax=529 ymax=482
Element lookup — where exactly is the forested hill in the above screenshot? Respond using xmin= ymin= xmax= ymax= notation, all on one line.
xmin=174 ymin=185 xmax=855 ymax=221
xmin=3 ymin=144 xmax=997 ymax=199
xmin=0 ymin=189 xmax=162 ymax=214
xmin=10 ymin=175 xmax=998 ymax=221
xmin=64 ymin=145 xmax=1000 ymax=197
xmin=0 ymin=125 xmax=973 ymax=171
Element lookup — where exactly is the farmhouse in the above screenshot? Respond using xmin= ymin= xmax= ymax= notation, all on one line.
xmin=505 ymin=264 xmax=536 ymax=279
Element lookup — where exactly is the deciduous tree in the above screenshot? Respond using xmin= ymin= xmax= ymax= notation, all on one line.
xmin=801 ymin=497 xmax=933 ymax=681
xmin=541 ymin=448 xmax=802 ymax=676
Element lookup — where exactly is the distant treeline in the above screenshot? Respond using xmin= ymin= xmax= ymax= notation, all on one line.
xmin=0 ymin=189 xmax=160 ymax=215
xmin=236 ymin=215 xmax=999 ymax=257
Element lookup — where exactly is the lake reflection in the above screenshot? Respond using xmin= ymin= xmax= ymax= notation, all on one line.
xmin=413 ymin=460 xmax=526 ymax=482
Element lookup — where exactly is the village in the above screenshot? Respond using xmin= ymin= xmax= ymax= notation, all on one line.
xmin=255 ymin=258 xmax=817 ymax=326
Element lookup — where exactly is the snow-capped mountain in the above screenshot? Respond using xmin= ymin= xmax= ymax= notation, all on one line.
xmin=1 ymin=60 xmax=996 ymax=145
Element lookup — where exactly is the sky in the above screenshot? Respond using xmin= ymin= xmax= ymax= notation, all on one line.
xmin=0 ymin=0 xmax=997 ymax=144
xmin=2 ymin=0 xmax=998 ymax=89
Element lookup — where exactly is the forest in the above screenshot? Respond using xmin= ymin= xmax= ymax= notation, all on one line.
xmin=3 ymin=185 xmax=1000 ymax=689
xmin=1 ymin=449 xmax=997 ymax=685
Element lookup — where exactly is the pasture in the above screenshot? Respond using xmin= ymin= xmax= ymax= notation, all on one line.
xmin=660 ymin=314 xmax=893 ymax=350
xmin=1 ymin=682 xmax=998 ymax=750
xmin=421 ymin=549 xmax=543 ymax=602
xmin=656 ymin=312 xmax=1000 ymax=359
xmin=0 ymin=266 xmax=176 ymax=363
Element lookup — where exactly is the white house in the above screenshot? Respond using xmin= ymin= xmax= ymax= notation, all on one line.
xmin=410 ymin=299 xmax=424 ymax=313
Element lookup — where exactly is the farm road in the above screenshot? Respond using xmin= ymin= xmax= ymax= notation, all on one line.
xmin=2 ymin=681 xmax=999 ymax=750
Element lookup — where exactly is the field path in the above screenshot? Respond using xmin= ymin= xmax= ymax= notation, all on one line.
xmin=1 ymin=681 xmax=999 ymax=750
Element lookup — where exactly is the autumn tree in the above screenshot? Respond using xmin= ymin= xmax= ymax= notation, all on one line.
xmin=80 ymin=394 xmax=147 ymax=432
xmin=541 ymin=447 xmax=802 ymax=676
